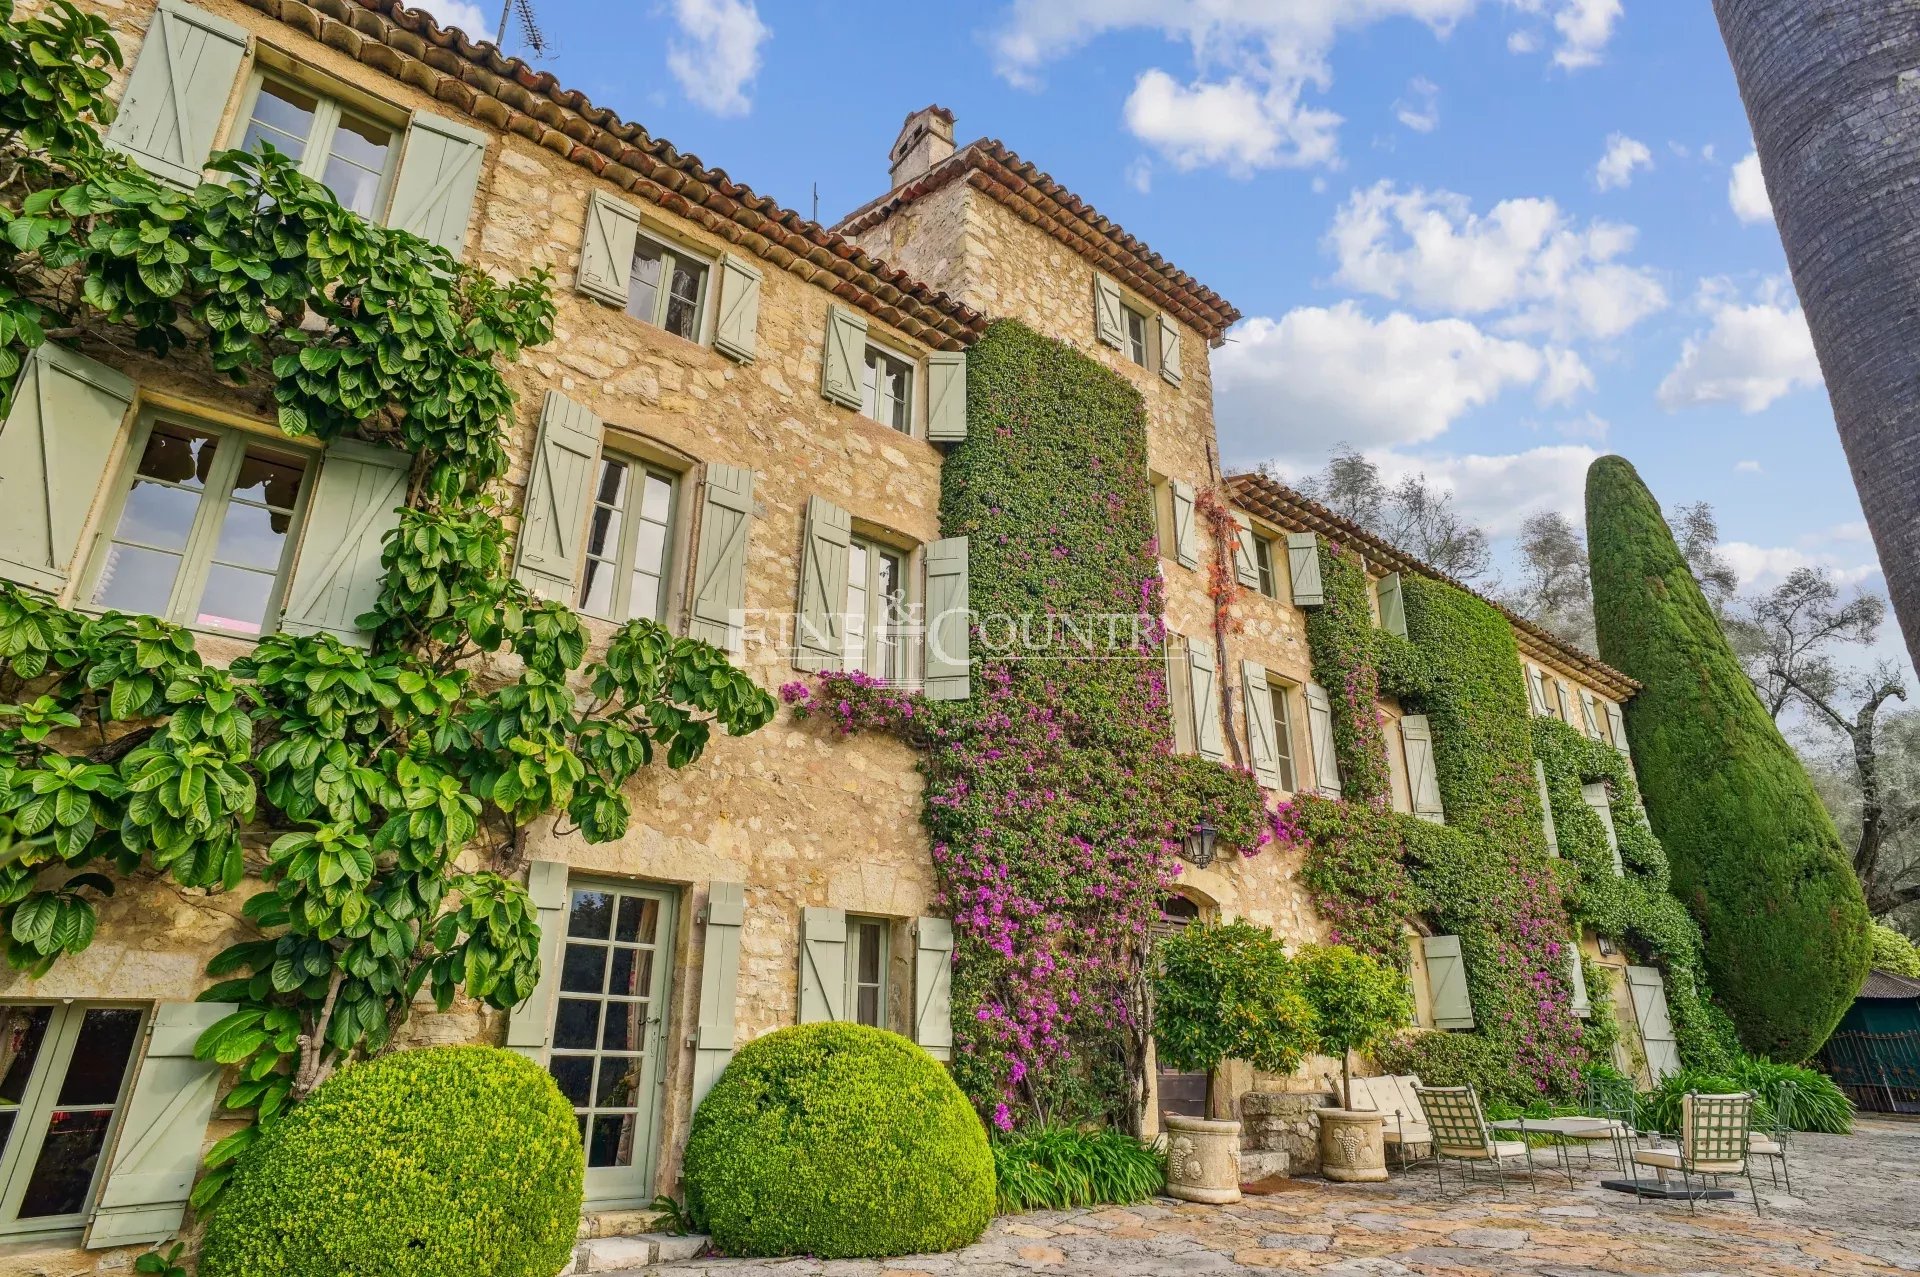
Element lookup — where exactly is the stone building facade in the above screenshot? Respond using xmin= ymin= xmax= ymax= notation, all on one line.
xmin=0 ymin=5 xmax=1672 ymax=1273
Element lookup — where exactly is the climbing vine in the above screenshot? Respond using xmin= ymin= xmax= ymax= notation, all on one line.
xmin=1303 ymin=544 xmax=1394 ymax=804
xmin=0 ymin=0 xmax=774 ymax=1207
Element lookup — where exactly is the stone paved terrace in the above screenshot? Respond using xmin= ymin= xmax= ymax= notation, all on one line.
xmin=615 ymin=1117 xmax=1920 ymax=1276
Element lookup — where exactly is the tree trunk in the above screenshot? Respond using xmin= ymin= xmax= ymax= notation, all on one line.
xmin=1711 ymin=0 xmax=1920 ymax=669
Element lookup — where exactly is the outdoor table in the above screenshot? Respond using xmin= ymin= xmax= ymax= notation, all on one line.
xmin=1487 ymin=1117 xmax=1610 ymax=1186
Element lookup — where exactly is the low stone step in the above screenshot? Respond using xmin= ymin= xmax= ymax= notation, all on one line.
xmin=571 ymin=1232 xmax=709 ymax=1273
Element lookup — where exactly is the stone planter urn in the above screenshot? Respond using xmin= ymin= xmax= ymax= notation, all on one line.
xmin=1316 ymin=1108 xmax=1388 ymax=1183
xmin=1163 ymin=1114 xmax=1244 ymax=1203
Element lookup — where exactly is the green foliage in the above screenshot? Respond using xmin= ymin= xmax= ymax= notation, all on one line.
xmin=1870 ymin=922 xmax=1920 ymax=977
xmin=1586 ymin=455 xmax=1872 ymax=1061
xmin=1374 ymin=1027 xmax=1506 ymax=1094
xmin=990 ymin=1124 xmax=1164 ymax=1213
xmin=1304 ymin=544 xmax=1393 ymax=803
xmin=1289 ymin=793 xmax=1437 ymax=961
xmin=133 ymin=1244 xmax=188 ymax=1277
xmin=683 ymin=1024 xmax=993 ymax=1259
xmin=1153 ymin=920 xmax=1316 ymax=1079
xmin=1728 ymin=1056 xmax=1853 ymax=1134
xmin=1297 ymin=944 xmax=1413 ymax=1063
xmin=199 ymin=1047 xmax=582 ymax=1277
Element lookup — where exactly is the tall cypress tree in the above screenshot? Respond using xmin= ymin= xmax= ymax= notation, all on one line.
xmin=1586 ymin=456 xmax=1870 ymax=1062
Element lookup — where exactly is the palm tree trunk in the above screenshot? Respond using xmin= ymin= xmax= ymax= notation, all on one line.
xmin=1711 ymin=0 xmax=1920 ymax=669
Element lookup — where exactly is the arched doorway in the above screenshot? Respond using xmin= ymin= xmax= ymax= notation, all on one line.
xmin=1154 ymin=893 xmax=1208 ymax=1119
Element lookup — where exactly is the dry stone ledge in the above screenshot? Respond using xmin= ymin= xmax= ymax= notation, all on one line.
xmin=1238 ymin=1090 xmax=1333 ymax=1176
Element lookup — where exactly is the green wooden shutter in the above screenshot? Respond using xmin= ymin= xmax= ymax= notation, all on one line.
xmin=1578 ymin=687 xmax=1602 ymax=738
xmin=1188 ymin=642 xmax=1223 ymax=762
xmin=794 ymin=495 xmax=851 ymax=672
xmin=1231 ymin=514 xmax=1261 ymax=589
xmin=1554 ymin=679 xmax=1574 ymax=722
xmin=924 ymin=536 xmax=970 ymax=701
xmin=821 ymin=305 xmax=868 ymax=410
xmin=105 ymin=0 xmax=248 ymax=189
xmin=512 ymin=390 xmax=602 ymax=604
xmin=691 ymin=881 xmax=744 ymax=1111
xmin=1377 ymin=572 xmax=1407 ymax=639
xmin=82 ymin=1000 xmax=235 ymax=1248
xmin=1422 ymin=934 xmax=1474 ymax=1030
xmin=0 ymin=343 xmax=133 ymax=593
xmin=1605 ymin=700 xmax=1630 ymax=757
xmin=1582 ymin=781 xmax=1623 ymax=874
xmin=279 ymin=439 xmax=409 ymax=647
xmin=1568 ymin=938 xmax=1591 ymax=1019
xmin=913 ymin=916 xmax=954 ymax=1061
xmin=687 ymin=463 xmax=754 ymax=653
xmin=1288 ymin=532 xmax=1324 ymax=606
xmin=504 ymin=859 xmax=570 ymax=1060
xmin=1157 ymin=313 xmax=1183 ymax=386
xmin=926 ymin=351 xmax=967 ymax=443
xmin=1535 ymin=759 xmax=1558 ymax=857
xmin=713 ymin=256 xmax=763 ymax=363
xmin=1170 ymin=479 xmax=1198 ymax=569
xmin=388 ymin=112 xmax=487 ymax=257
xmin=1526 ymin=665 xmax=1549 ymax=716
xmin=1401 ymin=713 xmax=1445 ymax=823
xmin=1626 ymin=965 xmax=1681 ymax=1081
xmin=1093 ymin=274 xmax=1124 ymax=349
xmin=1305 ymin=681 xmax=1341 ymax=798
xmin=1164 ymin=635 xmax=1195 ymax=755
xmin=798 ymin=906 xmax=847 ymax=1024
xmin=1241 ymin=660 xmax=1281 ymax=789
xmin=576 ymin=190 xmax=642 ymax=307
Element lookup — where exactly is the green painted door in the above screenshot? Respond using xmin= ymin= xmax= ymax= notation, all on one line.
xmin=544 ymin=880 xmax=678 ymax=1208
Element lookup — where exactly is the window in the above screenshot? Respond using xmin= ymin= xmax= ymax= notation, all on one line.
xmin=1165 ymin=633 xmax=1195 ymax=755
xmin=578 ymin=455 xmax=678 ymax=623
xmin=548 ymin=882 xmax=674 ymax=1191
xmin=626 ymin=235 xmax=709 ymax=341
xmin=845 ymin=917 xmax=889 ymax=1028
xmin=1150 ymin=479 xmax=1175 ymax=560
xmin=0 ymin=1004 xmax=143 ymax=1236
xmin=1252 ymin=533 xmax=1278 ymax=598
xmin=1555 ymin=680 xmax=1575 ymax=723
xmin=1122 ymin=305 xmax=1149 ymax=367
xmin=845 ymin=535 xmax=907 ymax=682
xmin=1269 ymin=682 xmax=1298 ymax=792
xmin=238 ymin=76 xmax=397 ymax=219
xmin=86 ymin=419 xmax=311 ymax=637
xmin=860 ymin=345 xmax=914 ymax=433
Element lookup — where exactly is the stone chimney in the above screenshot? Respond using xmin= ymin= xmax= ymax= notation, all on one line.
xmin=888 ymin=106 xmax=956 ymax=190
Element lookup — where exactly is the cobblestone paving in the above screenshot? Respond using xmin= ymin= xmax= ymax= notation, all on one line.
xmin=628 ymin=1118 xmax=1920 ymax=1276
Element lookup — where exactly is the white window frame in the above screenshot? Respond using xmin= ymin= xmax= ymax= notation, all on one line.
xmin=1268 ymin=678 xmax=1299 ymax=793
xmin=577 ymin=451 xmax=681 ymax=625
xmin=1251 ymin=531 xmax=1281 ymax=599
xmin=859 ymin=338 xmax=917 ymax=435
xmin=79 ymin=409 xmax=316 ymax=638
xmin=844 ymin=916 xmax=890 ymax=1029
xmin=0 ymin=1002 xmax=147 ymax=1240
xmin=1121 ymin=303 xmax=1150 ymax=367
xmin=625 ymin=228 xmax=713 ymax=343
xmin=229 ymin=67 xmax=403 ymax=222
xmin=845 ymin=532 xmax=916 ymax=685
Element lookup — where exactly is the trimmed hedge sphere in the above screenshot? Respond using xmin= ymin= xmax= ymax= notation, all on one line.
xmin=201 ymin=1046 xmax=583 ymax=1277
xmin=684 ymin=1022 xmax=994 ymax=1258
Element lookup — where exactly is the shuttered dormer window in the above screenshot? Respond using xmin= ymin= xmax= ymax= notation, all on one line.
xmin=861 ymin=345 xmax=914 ymax=433
xmin=628 ymin=236 xmax=710 ymax=341
xmin=1122 ymin=305 xmax=1150 ymax=366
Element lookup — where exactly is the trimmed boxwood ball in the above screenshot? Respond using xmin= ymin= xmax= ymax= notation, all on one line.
xmin=684 ymin=1022 xmax=993 ymax=1259
xmin=200 ymin=1046 xmax=583 ymax=1277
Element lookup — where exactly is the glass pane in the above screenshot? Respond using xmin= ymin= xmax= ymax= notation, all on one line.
xmin=212 ymin=502 xmax=291 ymax=571
xmin=639 ymin=472 xmax=672 ymax=524
xmin=626 ymin=243 xmax=663 ymax=324
xmin=614 ymin=895 xmax=658 ymax=945
xmin=626 ymin=572 xmax=662 ymax=623
xmin=857 ymin=924 xmax=883 ymax=983
xmin=240 ymin=80 xmax=316 ymax=162
xmin=579 ymin=559 xmax=616 ymax=617
xmin=194 ymin=565 xmax=276 ymax=635
xmin=322 ymin=156 xmax=384 ymax=218
xmin=585 ymin=501 xmax=623 ymax=564
xmin=601 ymin=1001 xmax=645 ymax=1053
xmin=112 ymin=480 xmax=200 ymax=551
xmin=608 ymin=948 xmax=652 ymax=1000
xmin=594 ymin=1057 xmax=642 ymax=1108
xmin=55 ymin=1010 xmax=141 ymax=1106
xmin=15 ymin=1109 xmax=113 ymax=1219
xmin=0 ymin=1007 xmax=54 ymax=1105
xmin=560 ymin=943 xmax=607 ymax=995
xmin=860 ymin=351 xmax=880 ymax=419
xmin=633 ymin=520 xmax=667 ymax=579
xmin=90 ymin=545 xmax=181 ymax=617
xmin=553 ymin=999 xmax=600 ymax=1051
xmin=229 ymin=448 xmax=306 ymax=510
xmin=856 ymin=985 xmax=881 ymax=1027
xmin=549 ymin=1055 xmax=592 ymax=1107
xmin=568 ymin=890 xmax=613 ymax=939
xmin=138 ymin=423 xmax=219 ymax=489
xmin=664 ymin=261 xmax=703 ymax=339
xmin=595 ymin=458 xmax=630 ymax=509
xmin=588 ymin=1114 xmax=633 ymax=1168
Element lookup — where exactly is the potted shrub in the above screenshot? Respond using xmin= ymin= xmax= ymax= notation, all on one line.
xmin=1153 ymin=920 xmax=1317 ymax=1202
xmin=1297 ymin=944 xmax=1416 ymax=1183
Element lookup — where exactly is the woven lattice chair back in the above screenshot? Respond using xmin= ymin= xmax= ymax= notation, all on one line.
xmin=1414 ymin=1084 xmax=1491 ymax=1157
xmin=1681 ymin=1092 xmax=1752 ymax=1172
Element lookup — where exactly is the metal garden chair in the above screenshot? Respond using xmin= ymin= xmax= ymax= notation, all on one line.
xmin=1629 ymin=1091 xmax=1762 ymax=1215
xmin=1412 ymin=1083 xmax=1539 ymax=1198
xmin=1747 ymin=1079 xmax=1794 ymax=1194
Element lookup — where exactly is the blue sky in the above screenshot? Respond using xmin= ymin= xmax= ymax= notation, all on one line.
xmin=425 ymin=0 xmax=1894 ymax=670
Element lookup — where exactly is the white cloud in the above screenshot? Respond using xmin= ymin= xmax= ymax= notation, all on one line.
xmin=1657 ymin=278 xmax=1822 ymax=413
xmin=1325 ymin=182 xmax=1668 ymax=340
xmin=1379 ymin=444 xmax=1601 ymax=534
xmin=1720 ymin=542 xmax=1881 ymax=592
xmin=1395 ymin=76 xmax=1441 ymax=133
xmin=1214 ymin=305 xmax=1577 ymax=466
xmin=419 ymin=0 xmax=489 ymax=37
xmin=1729 ymin=151 xmax=1774 ymax=224
xmin=665 ymin=0 xmax=769 ymax=118
xmin=1592 ymin=133 xmax=1652 ymax=191
xmin=1502 ymin=0 xmax=1621 ymax=68
xmin=1506 ymin=28 xmax=1539 ymax=53
xmin=1735 ymin=459 xmax=1763 ymax=474
xmin=1124 ymin=157 xmax=1154 ymax=194
xmin=1539 ymin=347 xmax=1595 ymax=404
xmin=1123 ymin=71 xmax=1340 ymax=174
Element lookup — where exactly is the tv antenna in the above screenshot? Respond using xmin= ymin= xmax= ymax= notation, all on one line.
xmin=495 ymin=0 xmax=550 ymax=56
